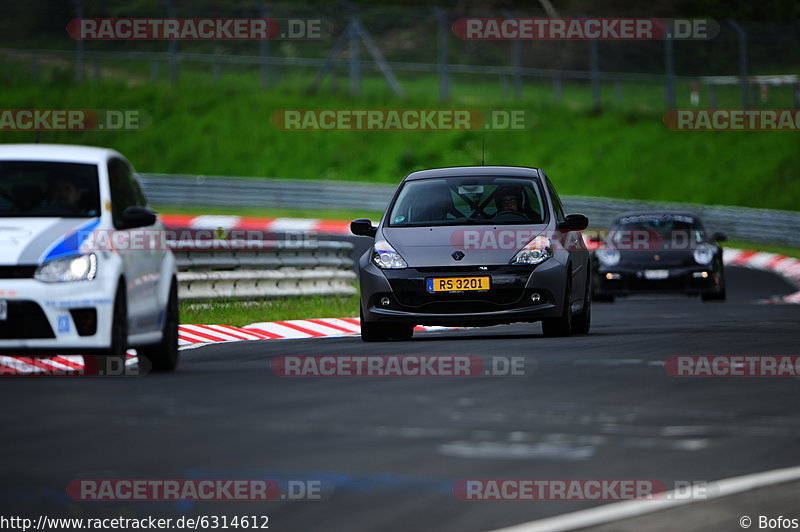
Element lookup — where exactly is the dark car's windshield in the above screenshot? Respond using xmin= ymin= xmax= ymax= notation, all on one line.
xmin=388 ymin=176 xmax=547 ymax=227
xmin=612 ymin=214 xmax=705 ymax=245
xmin=0 ymin=161 xmax=101 ymax=218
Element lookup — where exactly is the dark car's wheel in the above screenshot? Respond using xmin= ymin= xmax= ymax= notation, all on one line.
xmin=360 ymin=310 xmax=413 ymax=342
xmin=702 ymin=266 xmax=727 ymax=302
xmin=139 ymin=279 xmax=180 ymax=372
xmin=572 ymin=276 xmax=591 ymax=335
xmin=542 ymin=277 xmax=572 ymax=337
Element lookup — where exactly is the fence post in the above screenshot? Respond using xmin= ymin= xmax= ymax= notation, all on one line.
xmin=664 ymin=37 xmax=676 ymax=108
xmin=73 ymin=0 xmax=84 ymax=83
xmin=32 ymin=52 xmax=40 ymax=81
xmin=162 ymin=0 xmax=178 ymax=86
xmin=434 ymin=8 xmax=449 ymax=102
xmin=728 ymin=20 xmax=749 ymax=109
xmin=150 ymin=58 xmax=159 ymax=83
xmin=349 ymin=17 xmax=360 ymax=96
xmin=588 ymin=38 xmax=601 ymax=110
xmin=260 ymin=5 xmax=270 ymax=89
xmin=553 ymin=74 xmax=562 ymax=103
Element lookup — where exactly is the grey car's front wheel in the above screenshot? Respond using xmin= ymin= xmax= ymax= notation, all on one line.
xmin=360 ymin=310 xmax=414 ymax=342
xmin=542 ymin=278 xmax=573 ymax=337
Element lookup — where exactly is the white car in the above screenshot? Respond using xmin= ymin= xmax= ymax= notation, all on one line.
xmin=0 ymin=144 xmax=179 ymax=371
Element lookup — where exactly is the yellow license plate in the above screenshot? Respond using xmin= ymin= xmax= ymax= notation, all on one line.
xmin=426 ymin=276 xmax=490 ymax=293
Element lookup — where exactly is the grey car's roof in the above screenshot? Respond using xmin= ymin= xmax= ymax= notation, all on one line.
xmin=404 ymin=166 xmax=541 ymax=181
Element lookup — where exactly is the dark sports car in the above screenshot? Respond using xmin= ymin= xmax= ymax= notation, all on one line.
xmin=591 ymin=211 xmax=727 ymax=302
xmin=351 ymin=166 xmax=591 ymax=341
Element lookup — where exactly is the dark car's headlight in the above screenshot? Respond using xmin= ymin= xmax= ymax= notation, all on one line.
xmin=693 ymin=243 xmax=716 ymax=265
xmin=372 ymin=240 xmax=407 ymax=269
xmin=595 ymin=249 xmax=620 ymax=267
xmin=511 ymin=236 xmax=552 ymax=265
xmin=35 ymin=253 xmax=98 ymax=283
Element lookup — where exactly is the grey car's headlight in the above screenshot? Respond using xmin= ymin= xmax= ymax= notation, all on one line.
xmin=35 ymin=253 xmax=98 ymax=283
xmin=511 ymin=236 xmax=552 ymax=265
xmin=693 ymin=243 xmax=716 ymax=265
xmin=596 ymin=249 xmax=621 ymax=267
xmin=372 ymin=240 xmax=407 ymax=269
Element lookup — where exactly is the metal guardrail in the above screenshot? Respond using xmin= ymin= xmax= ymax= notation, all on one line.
xmin=145 ymin=174 xmax=800 ymax=247
xmin=170 ymin=239 xmax=356 ymax=300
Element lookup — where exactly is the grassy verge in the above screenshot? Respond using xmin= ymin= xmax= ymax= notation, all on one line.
xmin=1 ymin=59 xmax=798 ymax=211
xmin=180 ymin=294 xmax=361 ymax=327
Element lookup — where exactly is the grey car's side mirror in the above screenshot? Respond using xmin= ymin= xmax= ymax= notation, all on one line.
xmin=559 ymin=213 xmax=589 ymax=231
xmin=350 ymin=218 xmax=377 ymax=237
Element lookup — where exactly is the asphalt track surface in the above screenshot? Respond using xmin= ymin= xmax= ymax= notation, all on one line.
xmin=1 ymin=267 xmax=799 ymax=532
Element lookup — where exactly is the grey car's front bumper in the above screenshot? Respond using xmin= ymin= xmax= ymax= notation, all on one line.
xmin=359 ymin=257 xmax=568 ymax=327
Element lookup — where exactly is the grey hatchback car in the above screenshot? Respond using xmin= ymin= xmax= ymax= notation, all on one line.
xmin=351 ymin=166 xmax=591 ymax=342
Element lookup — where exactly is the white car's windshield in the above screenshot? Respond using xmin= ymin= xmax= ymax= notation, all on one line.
xmin=388 ymin=177 xmax=547 ymax=227
xmin=0 ymin=161 xmax=101 ymax=218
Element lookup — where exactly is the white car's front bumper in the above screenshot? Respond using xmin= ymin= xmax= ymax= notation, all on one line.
xmin=0 ymin=273 xmax=117 ymax=354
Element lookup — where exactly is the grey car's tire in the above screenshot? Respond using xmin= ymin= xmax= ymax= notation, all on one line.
xmin=592 ymin=292 xmax=615 ymax=303
xmin=572 ymin=277 xmax=591 ymax=335
xmin=139 ymin=280 xmax=180 ymax=372
xmin=542 ymin=278 xmax=573 ymax=337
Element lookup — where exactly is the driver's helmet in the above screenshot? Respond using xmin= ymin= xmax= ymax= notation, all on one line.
xmin=494 ymin=184 xmax=524 ymax=212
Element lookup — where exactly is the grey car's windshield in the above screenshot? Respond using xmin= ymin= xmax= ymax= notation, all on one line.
xmin=388 ymin=177 xmax=547 ymax=227
xmin=0 ymin=161 xmax=101 ymax=218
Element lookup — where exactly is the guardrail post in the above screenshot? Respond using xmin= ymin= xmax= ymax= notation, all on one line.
xmin=728 ymin=19 xmax=749 ymax=109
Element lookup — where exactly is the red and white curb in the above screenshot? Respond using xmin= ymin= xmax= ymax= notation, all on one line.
xmin=179 ymin=319 xmax=453 ymax=346
xmin=0 ymin=320 xmax=452 ymax=374
xmin=723 ymin=248 xmax=800 ymax=304
xmin=160 ymin=214 xmax=351 ymax=235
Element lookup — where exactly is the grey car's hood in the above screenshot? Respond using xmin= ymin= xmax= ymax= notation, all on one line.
xmin=381 ymin=225 xmax=547 ymax=267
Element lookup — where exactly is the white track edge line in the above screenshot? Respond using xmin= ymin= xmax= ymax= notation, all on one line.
xmin=487 ymin=464 xmax=800 ymax=532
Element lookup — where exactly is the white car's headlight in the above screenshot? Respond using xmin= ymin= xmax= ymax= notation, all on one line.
xmin=596 ymin=249 xmax=621 ymax=267
xmin=35 ymin=253 xmax=98 ymax=283
xmin=693 ymin=243 xmax=716 ymax=265
xmin=372 ymin=240 xmax=407 ymax=269
xmin=511 ymin=236 xmax=552 ymax=265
